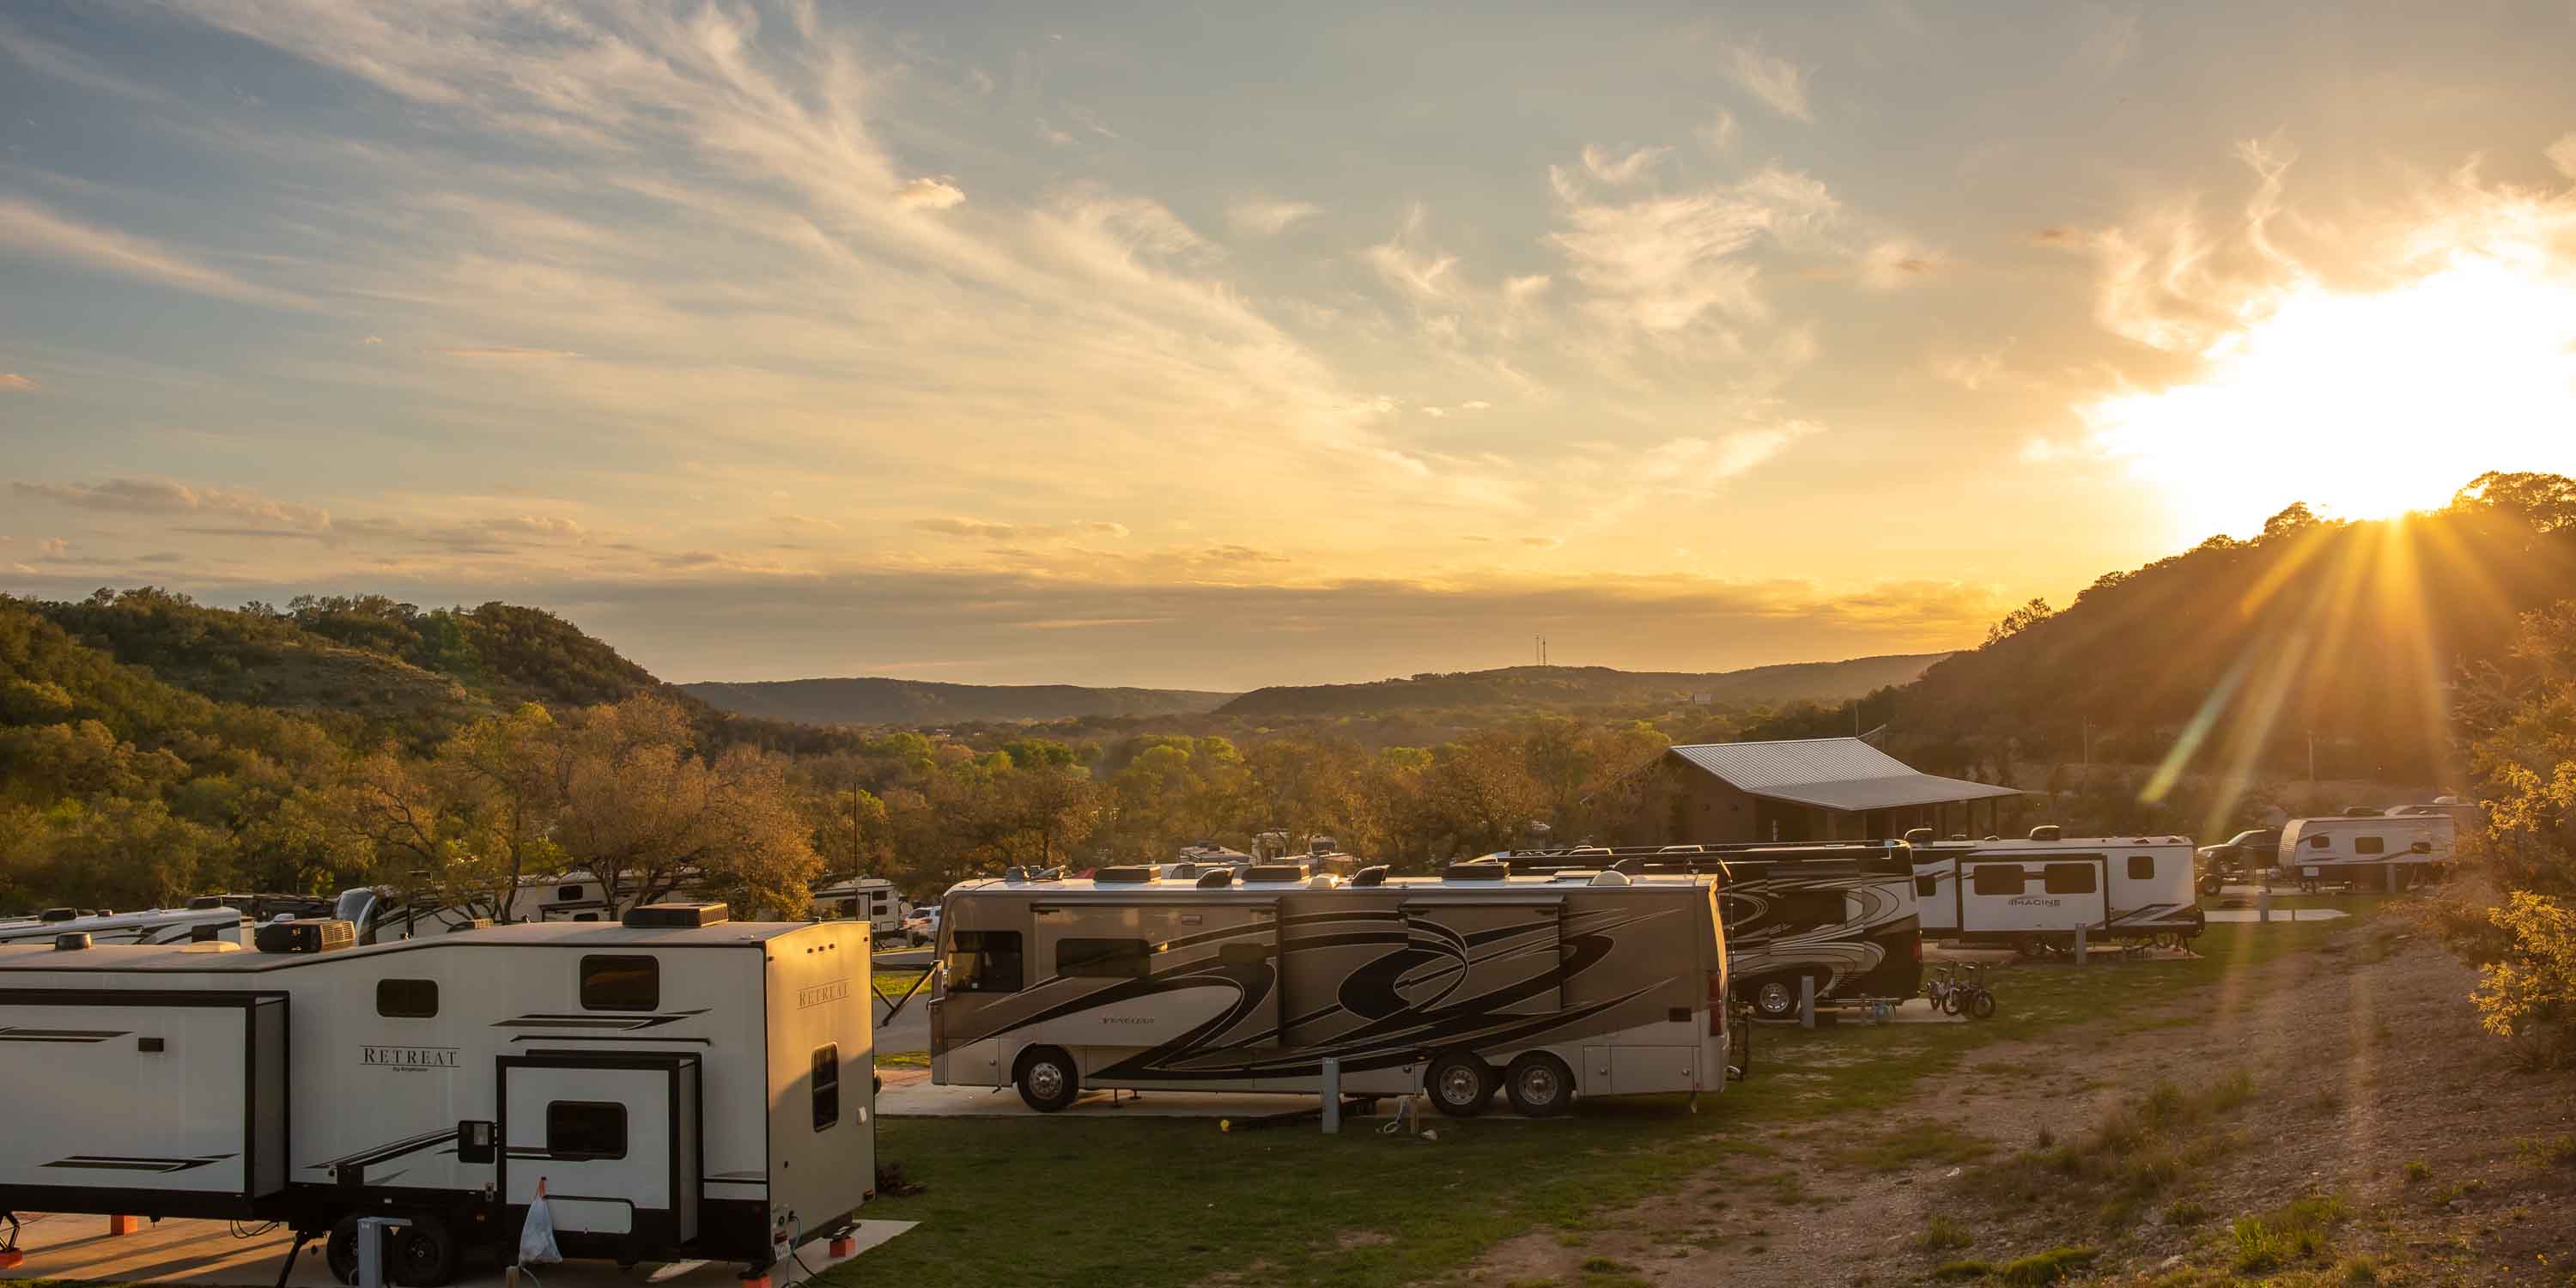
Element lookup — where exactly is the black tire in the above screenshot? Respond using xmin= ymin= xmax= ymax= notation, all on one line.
xmin=1752 ymin=976 xmax=1801 ymax=1019
xmin=1015 ymin=1046 xmax=1079 ymax=1113
xmin=1941 ymin=987 xmax=1964 ymax=1016
xmin=395 ymin=1213 xmax=457 ymax=1287
xmin=1968 ymin=988 xmax=1997 ymax=1020
xmin=1426 ymin=1050 xmax=1497 ymax=1118
xmin=1503 ymin=1052 xmax=1576 ymax=1117
xmin=2014 ymin=936 xmax=2047 ymax=960
xmin=325 ymin=1214 xmax=361 ymax=1286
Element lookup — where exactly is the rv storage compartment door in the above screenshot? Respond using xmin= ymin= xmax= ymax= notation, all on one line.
xmin=1396 ymin=899 xmax=1565 ymax=1017
xmin=0 ymin=990 xmax=285 ymax=1205
xmin=500 ymin=1054 xmax=701 ymax=1249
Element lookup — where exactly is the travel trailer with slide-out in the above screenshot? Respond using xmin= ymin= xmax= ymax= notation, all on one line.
xmin=1506 ymin=843 xmax=1922 ymax=1020
xmin=1909 ymin=831 xmax=2202 ymax=954
xmin=930 ymin=860 xmax=1741 ymax=1119
xmin=2276 ymin=813 xmax=2453 ymax=890
xmin=810 ymin=876 xmax=912 ymax=940
xmin=0 ymin=902 xmax=873 ymax=1285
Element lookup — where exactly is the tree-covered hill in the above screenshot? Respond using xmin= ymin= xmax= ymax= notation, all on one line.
xmin=680 ymin=676 xmax=1236 ymax=726
xmin=1216 ymin=654 xmax=1952 ymax=720
xmin=1761 ymin=472 xmax=2576 ymax=787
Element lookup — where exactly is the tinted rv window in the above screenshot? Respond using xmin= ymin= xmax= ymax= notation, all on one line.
xmin=1915 ymin=874 xmax=1936 ymax=896
xmin=546 ymin=1102 xmax=626 ymax=1159
xmin=2044 ymin=864 xmax=2097 ymax=895
xmin=1058 ymin=938 xmax=1153 ymax=979
xmin=2309 ymin=835 xmax=2330 ymax=849
xmin=812 ymin=1043 xmax=840 ymax=1132
xmin=1771 ymin=891 xmax=1848 ymax=930
xmin=947 ymin=931 xmax=1024 ymax=993
xmin=375 ymin=979 xmax=438 ymax=1018
xmin=1219 ymin=942 xmax=1268 ymax=966
xmin=2127 ymin=855 xmax=2155 ymax=880
xmin=579 ymin=955 xmax=659 ymax=1012
xmin=2354 ymin=836 xmax=2385 ymax=855
xmin=1971 ymin=866 xmax=2025 ymax=896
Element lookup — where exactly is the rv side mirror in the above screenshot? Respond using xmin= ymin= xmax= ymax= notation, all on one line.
xmin=457 ymin=1120 xmax=498 ymax=1165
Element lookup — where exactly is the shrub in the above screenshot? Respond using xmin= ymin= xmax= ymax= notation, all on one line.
xmin=1998 ymin=1247 xmax=2099 ymax=1286
xmin=2229 ymin=1194 xmax=2348 ymax=1274
xmin=2402 ymin=1159 xmax=2431 ymax=1183
xmin=2471 ymin=892 xmax=2576 ymax=1065
xmin=1917 ymin=1215 xmax=1973 ymax=1252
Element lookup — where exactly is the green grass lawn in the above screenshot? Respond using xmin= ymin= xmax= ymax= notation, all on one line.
xmin=835 ymin=918 xmax=2354 ymax=1288
xmin=875 ymin=966 xmax=929 ymax=1004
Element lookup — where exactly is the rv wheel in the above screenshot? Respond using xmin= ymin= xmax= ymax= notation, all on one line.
xmin=1751 ymin=977 xmax=1800 ymax=1019
xmin=1504 ymin=1052 xmax=1576 ymax=1117
xmin=325 ymin=1215 xmax=361 ymax=1285
xmin=1426 ymin=1051 xmax=1497 ymax=1118
xmin=1015 ymin=1046 xmax=1080 ymax=1113
xmin=392 ymin=1214 xmax=457 ymax=1287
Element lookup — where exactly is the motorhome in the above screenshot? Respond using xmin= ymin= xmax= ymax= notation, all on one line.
xmin=1909 ymin=830 xmax=2202 ymax=954
xmin=809 ymin=876 xmax=912 ymax=940
xmin=1508 ymin=843 xmax=1921 ymax=1020
xmin=0 ymin=903 xmax=248 ymax=946
xmin=2276 ymin=814 xmax=2453 ymax=890
xmin=929 ymin=860 xmax=1739 ymax=1119
xmin=0 ymin=903 xmax=873 ymax=1285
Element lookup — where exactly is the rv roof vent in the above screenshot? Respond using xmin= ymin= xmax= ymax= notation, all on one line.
xmin=1441 ymin=862 xmax=1510 ymax=881
xmin=1348 ymin=865 xmax=1388 ymax=888
xmin=180 ymin=939 xmax=242 ymax=954
xmin=1570 ymin=845 xmax=1611 ymax=855
xmin=1194 ymin=869 xmax=1235 ymax=889
xmin=1903 ymin=829 xmax=1935 ymax=846
xmin=623 ymin=902 xmax=730 ymax=929
xmin=1095 ymin=865 xmax=1160 ymax=884
xmin=38 ymin=908 xmax=76 ymax=923
xmin=53 ymin=932 xmax=90 ymax=951
xmin=1307 ymin=874 xmax=1338 ymax=890
xmin=1548 ymin=869 xmax=1599 ymax=882
xmin=254 ymin=918 xmax=355 ymax=955
xmin=1002 ymin=866 xmax=1028 ymax=883
xmin=187 ymin=895 xmax=224 ymax=910
xmin=1244 ymin=863 xmax=1309 ymax=883
xmin=2027 ymin=825 xmax=2063 ymax=841
xmin=447 ymin=918 xmax=494 ymax=933
xmin=1657 ymin=844 xmax=1708 ymax=853
xmin=1590 ymin=870 xmax=1633 ymax=887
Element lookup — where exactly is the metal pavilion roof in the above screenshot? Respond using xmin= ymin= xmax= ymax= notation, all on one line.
xmin=1667 ymin=738 xmax=2019 ymax=812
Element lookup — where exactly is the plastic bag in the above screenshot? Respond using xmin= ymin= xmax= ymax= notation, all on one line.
xmin=518 ymin=1180 xmax=562 ymax=1266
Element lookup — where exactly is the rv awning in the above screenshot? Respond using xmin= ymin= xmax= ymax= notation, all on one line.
xmin=1668 ymin=739 xmax=2018 ymax=813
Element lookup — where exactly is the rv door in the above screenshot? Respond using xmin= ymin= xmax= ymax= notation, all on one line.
xmin=499 ymin=1054 xmax=701 ymax=1249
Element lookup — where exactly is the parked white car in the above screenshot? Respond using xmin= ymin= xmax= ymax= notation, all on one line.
xmin=901 ymin=903 xmax=940 ymax=946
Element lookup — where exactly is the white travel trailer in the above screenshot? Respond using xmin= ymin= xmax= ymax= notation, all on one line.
xmin=930 ymin=860 xmax=1740 ymax=1119
xmin=0 ymin=903 xmax=874 ymax=1285
xmin=0 ymin=904 xmax=248 ymax=946
xmin=1910 ymin=832 xmax=2202 ymax=954
xmin=809 ymin=877 xmax=911 ymax=940
xmin=2276 ymin=814 xmax=2453 ymax=890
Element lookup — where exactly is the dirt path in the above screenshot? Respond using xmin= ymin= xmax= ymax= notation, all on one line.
xmin=1466 ymin=924 xmax=2576 ymax=1285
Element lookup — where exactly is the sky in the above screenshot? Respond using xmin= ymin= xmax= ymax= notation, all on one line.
xmin=5 ymin=1 xmax=2576 ymax=690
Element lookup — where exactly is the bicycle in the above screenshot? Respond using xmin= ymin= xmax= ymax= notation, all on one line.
xmin=1947 ymin=963 xmax=1999 ymax=1020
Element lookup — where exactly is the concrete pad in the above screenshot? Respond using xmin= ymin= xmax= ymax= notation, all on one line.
xmin=2204 ymin=907 xmax=2348 ymax=922
xmin=0 ymin=1213 xmax=914 ymax=1288
xmin=880 ymin=1079 xmax=1396 ymax=1120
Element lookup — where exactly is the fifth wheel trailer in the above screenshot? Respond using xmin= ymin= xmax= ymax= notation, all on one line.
xmin=929 ymin=860 xmax=1740 ymax=1119
xmin=0 ymin=904 xmax=873 ymax=1285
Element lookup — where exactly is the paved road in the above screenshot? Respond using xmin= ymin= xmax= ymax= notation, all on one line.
xmin=875 ymin=945 xmax=933 ymax=969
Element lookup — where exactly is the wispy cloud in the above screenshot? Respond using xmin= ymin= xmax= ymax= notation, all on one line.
xmin=894 ymin=177 xmax=966 ymax=210
xmin=0 ymin=374 xmax=35 ymax=392
xmin=1227 ymin=197 xmax=1321 ymax=236
xmin=0 ymin=195 xmax=309 ymax=308
xmin=1695 ymin=110 xmax=1740 ymax=154
xmin=1580 ymin=144 xmax=1670 ymax=185
xmin=14 ymin=477 xmax=331 ymax=531
xmin=1722 ymin=42 xmax=1813 ymax=122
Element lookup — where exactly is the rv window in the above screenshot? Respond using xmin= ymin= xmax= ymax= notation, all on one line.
xmin=375 ymin=978 xmax=439 ymax=1018
xmin=812 ymin=1043 xmax=840 ymax=1132
xmin=1971 ymin=866 xmax=2025 ymax=896
xmin=2354 ymin=836 xmax=2385 ymax=855
xmin=946 ymin=931 xmax=1024 ymax=993
xmin=1058 ymin=938 xmax=1154 ymax=979
xmin=838 ymin=899 xmax=860 ymax=917
xmin=1219 ymin=942 xmax=1268 ymax=966
xmin=2044 ymin=864 xmax=2097 ymax=895
xmin=557 ymin=885 xmax=583 ymax=901
xmin=2308 ymin=835 xmax=2330 ymax=848
xmin=1915 ymin=875 xmax=1936 ymax=897
xmin=1770 ymin=891 xmax=1848 ymax=930
xmin=579 ymin=955 xmax=659 ymax=1012
xmin=2126 ymin=855 xmax=2155 ymax=880
xmin=545 ymin=1102 xmax=626 ymax=1160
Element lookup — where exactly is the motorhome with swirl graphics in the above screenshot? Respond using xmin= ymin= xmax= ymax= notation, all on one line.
xmin=927 ymin=859 xmax=1741 ymax=1119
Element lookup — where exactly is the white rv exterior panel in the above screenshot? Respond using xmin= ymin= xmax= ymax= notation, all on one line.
xmin=0 ymin=993 xmax=284 ymax=1198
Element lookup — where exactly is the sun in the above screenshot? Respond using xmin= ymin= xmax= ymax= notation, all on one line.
xmin=2079 ymin=248 xmax=2576 ymax=538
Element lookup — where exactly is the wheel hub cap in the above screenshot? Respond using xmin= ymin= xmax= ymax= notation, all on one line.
xmin=1031 ymin=1064 xmax=1064 ymax=1097
xmin=1440 ymin=1066 xmax=1479 ymax=1102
